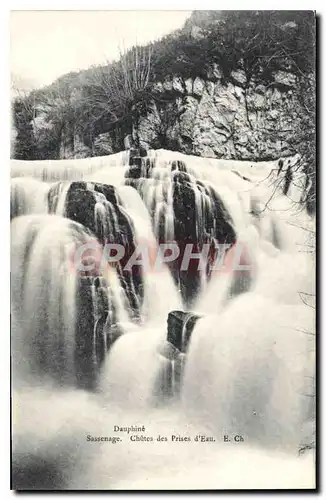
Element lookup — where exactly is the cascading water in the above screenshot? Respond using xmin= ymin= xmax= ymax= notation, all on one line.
xmin=125 ymin=157 xmax=238 ymax=307
xmin=11 ymin=177 xmax=50 ymax=219
xmin=11 ymin=149 xmax=315 ymax=489
xmin=11 ymin=214 xmax=86 ymax=388
xmin=116 ymin=185 xmax=183 ymax=324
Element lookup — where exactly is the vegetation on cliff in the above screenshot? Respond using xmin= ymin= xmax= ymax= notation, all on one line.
xmin=12 ymin=10 xmax=315 ymax=209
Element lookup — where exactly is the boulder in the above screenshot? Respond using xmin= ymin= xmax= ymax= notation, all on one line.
xmin=167 ymin=311 xmax=202 ymax=352
xmin=93 ymin=132 xmax=113 ymax=156
xmin=170 ymin=160 xmax=187 ymax=173
xmin=48 ymin=181 xmax=144 ymax=321
xmin=125 ymin=157 xmax=155 ymax=180
xmin=126 ymin=161 xmax=237 ymax=307
xmin=172 ymin=173 xmax=237 ymax=306
xmin=155 ymin=310 xmax=202 ymax=400
xmin=75 ymin=275 xmax=124 ymax=391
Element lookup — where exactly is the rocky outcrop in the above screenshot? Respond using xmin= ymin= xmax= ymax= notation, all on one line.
xmin=11 ymin=10 xmax=314 ymax=166
xmin=48 ymin=181 xmax=144 ymax=322
xmin=156 ymin=310 xmax=202 ymax=399
xmin=166 ymin=311 xmax=201 ymax=352
xmin=75 ymin=275 xmax=123 ymax=390
xmin=16 ymin=67 xmax=300 ymax=163
xmin=172 ymin=171 xmax=237 ymax=305
xmin=93 ymin=132 xmax=114 ymax=156
xmin=125 ymin=159 xmax=237 ymax=307
xmin=135 ymin=71 xmax=299 ymax=161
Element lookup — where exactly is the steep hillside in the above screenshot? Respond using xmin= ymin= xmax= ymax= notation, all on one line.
xmin=12 ymin=10 xmax=315 ymax=167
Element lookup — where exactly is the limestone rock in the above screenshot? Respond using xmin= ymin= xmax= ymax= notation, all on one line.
xmin=193 ymin=77 xmax=205 ymax=96
xmin=48 ymin=181 xmax=144 ymax=321
xmin=230 ymin=69 xmax=247 ymax=86
xmin=166 ymin=311 xmax=202 ymax=352
xmin=93 ymin=132 xmax=113 ymax=156
xmin=44 ymin=61 xmax=303 ymax=161
xmin=133 ymin=68 xmax=301 ymax=161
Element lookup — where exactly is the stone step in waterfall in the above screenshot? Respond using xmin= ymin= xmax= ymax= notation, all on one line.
xmin=125 ymin=157 xmax=237 ymax=307
xmin=48 ymin=180 xmax=145 ymax=322
xmin=156 ymin=310 xmax=202 ymax=400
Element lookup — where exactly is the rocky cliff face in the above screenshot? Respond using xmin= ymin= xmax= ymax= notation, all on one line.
xmin=11 ymin=65 xmax=302 ymax=163
xmin=28 ymin=69 xmax=298 ymax=161
xmin=12 ymin=11 xmax=314 ymax=165
xmin=135 ymin=69 xmax=298 ymax=161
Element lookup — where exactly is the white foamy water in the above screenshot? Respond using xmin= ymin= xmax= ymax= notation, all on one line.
xmin=11 ymin=177 xmax=50 ymax=218
xmin=11 ymin=149 xmax=315 ymax=489
xmin=12 ymin=388 xmax=315 ymax=490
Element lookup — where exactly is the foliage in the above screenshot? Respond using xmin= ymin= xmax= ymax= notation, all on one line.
xmin=12 ymin=98 xmax=38 ymax=160
xmin=78 ymin=44 xmax=152 ymax=149
xmin=11 ymin=9 xmax=316 ymax=203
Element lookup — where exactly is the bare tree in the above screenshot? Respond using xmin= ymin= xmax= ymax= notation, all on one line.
xmin=81 ymin=44 xmax=152 ymax=147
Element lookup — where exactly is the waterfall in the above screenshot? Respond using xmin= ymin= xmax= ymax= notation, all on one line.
xmin=11 ymin=149 xmax=315 ymax=489
xmin=182 ymin=289 xmax=314 ymax=451
xmin=11 ymin=213 xmax=136 ymax=391
xmin=116 ymin=185 xmax=183 ymax=323
xmin=11 ymin=215 xmax=85 ymax=388
xmin=11 ymin=177 xmax=50 ymax=219
xmin=125 ymin=157 xmax=238 ymax=308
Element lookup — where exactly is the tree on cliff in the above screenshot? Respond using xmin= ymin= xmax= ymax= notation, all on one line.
xmin=12 ymin=98 xmax=39 ymax=160
xmin=80 ymin=44 xmax=152 ymax=150
xmin=36 ymin=82 xmax=85 ymax=158
xmin=11 ymin=10 xmax=315 ymax=173
xmin=203 ymin=10 xmax=316 ymax=214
